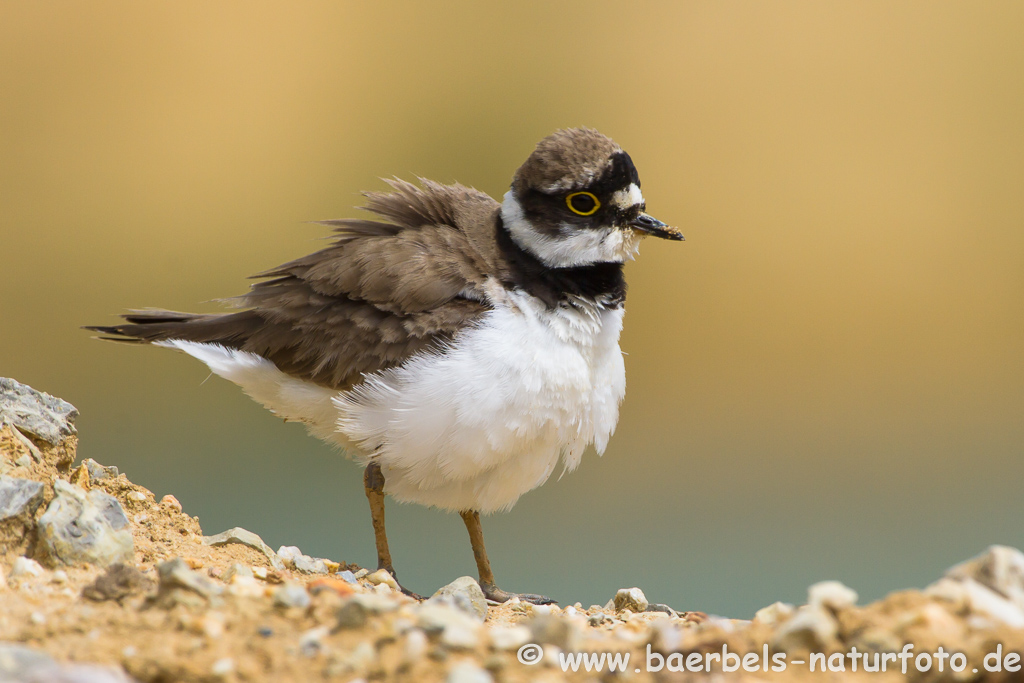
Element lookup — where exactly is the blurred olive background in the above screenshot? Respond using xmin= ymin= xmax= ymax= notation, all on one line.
xmin=3 ymin=1 xmax=1023 ymax=616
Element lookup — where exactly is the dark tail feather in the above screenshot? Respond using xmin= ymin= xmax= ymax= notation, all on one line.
xmin=84 ymin=309 xmax=261 ymax=346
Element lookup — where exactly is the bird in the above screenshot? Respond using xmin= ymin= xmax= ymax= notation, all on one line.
xmin=87 ymin=127 xmax=684 ymax=604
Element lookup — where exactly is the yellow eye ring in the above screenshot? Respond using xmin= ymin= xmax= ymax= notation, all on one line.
xmin=566 ymin=191 xmax=601 ymax=216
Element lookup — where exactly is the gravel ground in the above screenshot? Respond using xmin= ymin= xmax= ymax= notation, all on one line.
xmin=3 ymin=378 xmax=1024 ymax=683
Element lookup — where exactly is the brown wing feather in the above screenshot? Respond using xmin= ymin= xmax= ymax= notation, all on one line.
xmin=87 ymin=180 xmax=501 ymax=390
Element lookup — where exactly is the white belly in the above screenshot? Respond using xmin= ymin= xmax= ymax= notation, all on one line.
xmin=335 ymin=291 xmax=626 ymax=513
xmin=159 ymin=292 xmax=626 ymax=514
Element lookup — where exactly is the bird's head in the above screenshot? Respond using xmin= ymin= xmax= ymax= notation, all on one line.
xmin=501 ymin=127 xmax=683 ymax=268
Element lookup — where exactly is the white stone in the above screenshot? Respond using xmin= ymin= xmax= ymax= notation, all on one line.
xmin=650 ymin=620 xmax=681 ymax=652
xmin=440 ymin=620 xmax=481 ymax=649
xmin=222 ymin=563 xmax=253 ymax=583
xmin=201 ymin=612 xmax=227 ymax=639
xmin=211 ymin=657 xmax=234 ymax=676
xmin=417 ymin=602 xmax=481 ymax=636
xmin=447 ymin=662 xmax=492 ymax=683
xmin=273 ymin=582 xmax=311 ymax=609
xmin=227 ymin=575 xmax=265 ymax=598
xmin=348 ymin=641 xmax=376 ymax=671
xmin=771 ymin=606 xmax=838 ymax=652
xmin=924 ymin=578 xmax=970 ymax=609
xmin=754 ymin=602 xmax=795 ymax=627
xmin=430 ymin=576 xmax=488 ymax=620
xmin=366 ymin=568 xmax=399 ymax=590
xmin=808 ymin=581 xmax=858 ymax=610
xmin=401 ymin=628 xmax=428 ymax=665
xmin=613 ymin=587 xmax=648 ymax=612
xmin=488 ymin=625 xmax=531 ymax=651
xmin=11 ymin=557 xmax=44 ymax=578
xmin=947 ymin=545 xmax=1024 ymax=608
xmin=959 ymin=577 xmax=1024 ymax=627
xmin=542 ymin=645 xmax=563 ymax=668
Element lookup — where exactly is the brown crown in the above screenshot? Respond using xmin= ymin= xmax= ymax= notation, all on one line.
xmin=513 ymin=128 xmax=622 ymax=194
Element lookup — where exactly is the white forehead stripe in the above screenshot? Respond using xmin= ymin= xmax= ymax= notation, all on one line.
xmin=610 ymin=183 xmax=644 ymax=210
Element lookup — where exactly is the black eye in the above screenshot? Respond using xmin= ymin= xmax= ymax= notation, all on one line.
xmin=566 ymin=191 xmax=600 ymax=216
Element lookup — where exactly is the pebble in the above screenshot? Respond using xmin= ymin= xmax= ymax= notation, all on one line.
xmin=429 ymin=576 xmax=488 ymax=620
xmin=0 ymin=475 xmax=45 ymax=520
xmin=447 ymin=662 xmax=493 ymax=683
xmin=336 ymin=598 xmax=369 ymax=629
xmin=587 ymin=612 xmax=610 ymax=626
xmin=82 ymin=563 xmax=150 ymax=602
xmin=528 ymin=613 xmax=579 ymax=651
xmin=808 ymin=580 xmax=858 ymax=610
xmin=83 ymin=459 xmax=119 ymax=481
xmin=440 ymin=619 xmax=481 ymax=649
xmin=366 ymin=568 xmax=399 ymax=590
xmin=156 ymin=557 xmax=222 ymax=602
xmin=37 ymin=479 xmax=134 ymax=567
xmin=226 ymin=575 xmax=265 ymax=598
xmin=958 ymin=577 xmax=1024 ymax=627
xmin=11 ymin=556 xmax=45 ymax=578
xmin=299 ymin=625 xmax=330 ymax=656
xmin=0 ymin=377 xmax=78 ymax=446
xmin=418 ymin=602 xmax=484 ymax=650
xmin=159 ymin=494 xmax=182 ymax=512
xmin=771 ymin=605 xmax=838 ymax=652
xmin=203 ymin=527 xmax=285 ymax=570
xmin=947 ymin=545 xmax=1024 ymax=609
xmin=273 ymin=582 xmax=311 ymax=609
xmin=401 ymin=628 xmax=428 ymax=665
xmin=222 ymin=563 xmax=254 ymax=583
xmin=308 ymin=576 xmax=356 ymax=597
xmin=646 ymin=602 xmax=676 ymax=615
xmin=51 ymin=570 xmax=68 ymax=584
xmin=347 ymin=641 xmax=377 ymax=673
xmin=353 ymin=568 xmax=370 ymax=579
xmin=650 ymin=619 xmax=681 ymax=651
xmin=337 ymin=569 xmax=358 ymax=584
xmin=127 ymin=491 xmax=147 ymax=502
xmin=211 ymin=657 xmax=235 ymax=677
xmin=199 ymin=612 xmax=227 ymax=639
xmin=754 ymin=601 xmax=795 ymax=626
xmin=487 ymin=625 xmax=531 ymax=651
xmin=541 ymin=645 xmax=563 ymax=668
xmin=349 ymin=592 xmax=400 ymax=614
xmin=277 ymin=545 xmax=331 ymax=574
xmin=613 ymin=587 xmax=649 ymax=612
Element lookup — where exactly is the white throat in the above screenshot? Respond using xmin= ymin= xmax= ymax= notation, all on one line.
xmin=501 ymin=191 xmax=641 ymax=268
